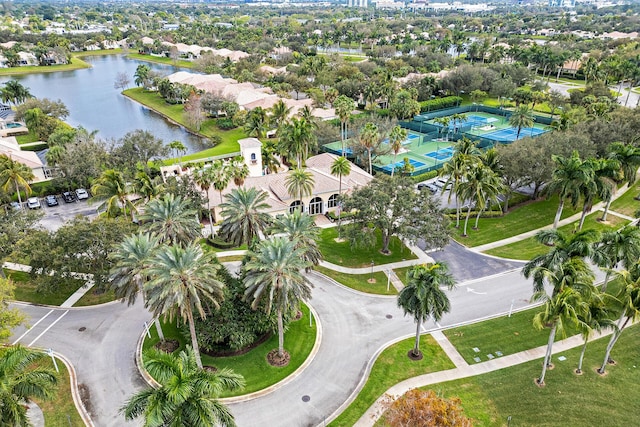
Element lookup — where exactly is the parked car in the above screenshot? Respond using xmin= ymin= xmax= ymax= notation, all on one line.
xmin=27 ymin=197 xmax=41 ymax=209
xmin=62 ymin=192 xmax=76 ymax=203
xmin=45 ymin=195 xmax=59 ymax=207
xmin=9 ymin=201 xmax=21 ymax=210
xmin=417 ymin=183 xmax=438 ymax=194
xmin=75 ymin=188 xmax=89 ymax=200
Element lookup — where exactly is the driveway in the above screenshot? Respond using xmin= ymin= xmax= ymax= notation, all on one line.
xmin=33 ymin=197 xmax=98 ymax=231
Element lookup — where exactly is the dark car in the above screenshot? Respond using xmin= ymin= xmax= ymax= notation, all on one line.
xmin=61 ymin=191 xmax=76 ymax=203
xmin=45 ymin=195 xmax=59 ymax=207
xmin=417 ymin=183 xmax=437 ymax=194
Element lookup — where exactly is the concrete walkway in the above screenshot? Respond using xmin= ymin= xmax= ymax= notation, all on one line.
xmin=473 ymin=184 xmax=631 ymax=253
xmin=356 ymin=327 xmax=615 ymax=426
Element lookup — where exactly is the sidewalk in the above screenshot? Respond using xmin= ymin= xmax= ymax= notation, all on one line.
xmin=473 ymin=184 xmax=630 ymax=253
xmin=355 ymin=327 xmax=614 ymax=426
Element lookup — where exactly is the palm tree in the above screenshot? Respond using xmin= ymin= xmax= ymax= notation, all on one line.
xmin=271 ymin=210 xmax=322 ymax=268
xmin=546 ymin=151 xmax=594 ymax=229
xmin=207 ymin=160 xmax=231 ymax=208
xmin=218 ymin=187 xmax=272 ymax=246
xmin=592 ymin=227 xmax=640 ymax=291
xmin=244 ymin=107 xmax=268 ymax=139
xmin=134 ymin=170 xmax=164 ymax=204
xmin=0 ymin=154 xmax=35 ymax=206
xmin=608 ymin=142 xmax=640 ymax=209
xmin=122 ymin=347 xmax=244 ymax=426
xmin=359 ymin=122 xmax=380 ymax=175
xmin=397 ymin=263 xmax=455 ymax=358
xmin=533 ymin=285 xmax=589 ymax=385
xmin=144 ymin=243 xmax=226 ymax=368
xmin=133 ymin=64 xmax=151 ymax=88
xmin=193 ymin=167 xmax=215 ymax=237
xmin=334 ymin=95 xmax=354 ymax=152
xmin=457 ymin=163 xmax=503 ymax=236
xmin=45 ymin=145 xmax=65 ymax=168
xmin=0 ymin=346 xmax=58 ymax=426
xmin=285 ymin=168 xmax=315 ymax=212
xmin=261 ymin=140 xmax=281 ymax=175
xmin=90 ymin=169 xmax=136 ymax=220
xmin=508 ymin=105 xmax=535 ymax=139
xmin=388 ymin=125 xmax=408 ymax=177
xmin=433 ymin=116 xmax=451 ymax=141
xmin=279 ymin=117 xmax=316 ymax=167
xmin=330 ymin=156 xmax=351 ymax=233
xmin=168 ymin=140 xmax=187 ymax=166
xmin=0 ymin=80 xmax=32 ymax=106
xmin=575 ymin=291 xmax=615 ymax=374
xmin=269 ymin=99 xmax=291 ymax=131
xmin=440 ymin=143 xmax=479 ymax=228
xmin=229 ymin=156 xmax=249 ymax=187
xmin=109 ymin=232 xmax=165 ymax=340
xmin=598 ymin=269 xmax=640 ymax=374
xmin=523 ymin=228 xmax=600 ymax=297
xmin=141 ymin=194 xmax=201 ymax=245
xmin=244 ymin=237 xmax=312 ymax=359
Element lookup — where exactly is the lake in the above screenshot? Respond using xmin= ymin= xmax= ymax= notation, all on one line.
xmin=0 ymin=54 xmax=209 ymax=154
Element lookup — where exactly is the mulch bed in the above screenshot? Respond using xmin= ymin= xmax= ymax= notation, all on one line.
xmin=266 ymin=349 xmax=290 ymax=367
xmin=155 ymin=339 xmax=179 ymax=353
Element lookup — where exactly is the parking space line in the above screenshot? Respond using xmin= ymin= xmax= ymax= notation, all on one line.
xmin=12 ymin=309 xmax=54 ymax=345
xmin=28 ymin=310 xmax=69 ymax=347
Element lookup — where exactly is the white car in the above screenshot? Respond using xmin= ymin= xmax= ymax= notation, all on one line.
xmin=27 ymin=197 xmax=41 ymax=209
xmin=75 ymin=188 xmax=89 ymax=200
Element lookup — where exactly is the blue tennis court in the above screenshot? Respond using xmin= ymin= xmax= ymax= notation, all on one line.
xmin=436 ymin=114 xmax=499 ymax=129
xmin=425 ymin=147 xmax=454 ymax=161
xmin=382 ymin=133 xmax=421 ymax=145
xmin=381 ymin=158 xmax=426 ymax=172
xmin=483 ymin=127 xmax=547 ymax=142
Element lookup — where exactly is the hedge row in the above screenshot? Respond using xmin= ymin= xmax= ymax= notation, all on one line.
xmin=419 ymin=96 xmax=462 ymax=112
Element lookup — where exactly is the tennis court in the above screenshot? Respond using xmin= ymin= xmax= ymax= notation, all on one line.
xmin=382 ymin=132 xmax=421 ymax=145
xmin=482 ymin=127 xmax=546 ymax=142
xmin=425 ymin=146 xmax=454 ymax=161
xmin=381 ymin=158 xmax=426 ymax=172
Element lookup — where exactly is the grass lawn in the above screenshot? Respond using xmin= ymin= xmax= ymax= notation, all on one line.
xmin=15 ymin=131 xmax=39 ymax=145
xmin=123 ymin=88 xmax=244 ymax=160
xmin=452 ymin=195 xmax=581 ymax=248
xmin=609 ymin=180 xmax=640 ymax=217
xmin=143 ymin=304 xmax=317 ymax=397
xmin=217 ymin=255 xmax=246 ymax=262
xmin=33 ymin=357 xmax=84 ymax=427
xmin=393 ymin=266 xmax=412 ymax=285
xmin=73 ymin=288 xmax=116 ymax=306
xmin=126 ymin=52 xmax=195 ymax=69
xmin=484 ymin=211 xmax=629 ymax=260
xmin=421 ymin=324 xmax=640 ymax=427
xmin=315 ymin=266 xmax=397 ymax=295
xmin=317 ymin=227 xmax=417 ymax=268
xmin=5 ymin=270 xmax=82 ymax=306
xmin=329 ymin=335 xmax=455 ymax=427
xmin=0 ymin=57 xmax=91 ymax=75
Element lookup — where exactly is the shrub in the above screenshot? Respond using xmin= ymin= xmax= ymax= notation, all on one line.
xmin=412 ymin=170 xmax=439 ymax=183
xmin=216 ymin=118 xmax=236 ymax=130
xmin=419 ymin=96 xmax=462 ymax=112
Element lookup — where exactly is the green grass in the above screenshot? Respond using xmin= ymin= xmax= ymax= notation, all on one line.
xmin=452 ymin=195 xmax=581 ymax=248
xmin=217 ymin=255 xmax=246 ymax=262
xmin=609 ymin=180 xmax=640 ymax=217
xmin=5 ymin=270 xmax=83 ymax=306
xmin=424 ymin=324 xmax=640 ymax=427
xmin=33 ymin=357 xmax=84 ymax=427
xmin=315 ymin=266 xmax=397 ymax=295
xmin=73 ymin=288 xmax=116 ymax=306
xmin=0 ymin=57 xmax=91 ymax=75
xmin=15 ymin=131 xmax=39 ymax=145
xmin=123 ymin=88 xmax=244 ymax=160
xmin=484 ymin=211 xmax=629 ymax=260
xmin=143 ymin=304 xmax=317 ymax=397
xmin=127 ymin=52 xmax=195 ymax=69
xmin=317 ymin=227 xmax=417 ymax=268
xmin=393 ymin=266 xmax=412 ymax=285
xmin=329 ymin=335 xmax=455 ymax=426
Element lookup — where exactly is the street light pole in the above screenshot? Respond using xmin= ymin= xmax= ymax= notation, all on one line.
xmin=387 ymin=270 xmax=391 ymax=292
xmin=370 ymin=260 xmax=374 ymax=281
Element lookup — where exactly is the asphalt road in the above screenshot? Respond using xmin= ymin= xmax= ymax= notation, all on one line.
xmin=30 ymin=196 xmax=98 ymax=231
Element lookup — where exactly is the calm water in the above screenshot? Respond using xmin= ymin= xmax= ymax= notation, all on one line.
xmin=1 ymin=55 xmax=208 ymax=154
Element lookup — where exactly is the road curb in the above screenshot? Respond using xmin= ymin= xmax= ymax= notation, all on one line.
xmin=308 ymin=270 xmax=397 ymax=299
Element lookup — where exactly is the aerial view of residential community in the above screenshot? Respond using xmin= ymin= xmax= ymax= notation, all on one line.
xmin=2 ymin=0 xmax=640 ymax=425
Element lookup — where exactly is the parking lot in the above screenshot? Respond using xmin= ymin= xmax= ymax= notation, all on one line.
xmin=23 ymin=195 xmax=98 ymax=231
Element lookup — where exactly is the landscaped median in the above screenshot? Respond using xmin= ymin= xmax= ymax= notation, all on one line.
xmin=140 ymin=303 xmax=319 ymax=399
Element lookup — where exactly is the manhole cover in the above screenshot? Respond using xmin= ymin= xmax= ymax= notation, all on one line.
xmin=386 ymin=314 xmax=393 ymax=319
xmin=78 ymin=327 xmax=86 ymax=332
xmin=302 ymin=395 xmax=310 ymax=402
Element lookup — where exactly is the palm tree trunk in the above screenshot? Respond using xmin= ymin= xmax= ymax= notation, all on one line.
xmin=601 ymin=196 xmax=613 ymax=222
xmin=625 ymin=84 xmax=633 ymax=106
xmin=577 ymin=338 xmax=588 ymax=373
xmin=455 ymin=193 xmax=461 ymax=228
xmin=368 ymin=149 xmax=373 ymax=175
xmin=599 ymin=314 xmax=628 ymax=374
xmin=474 ymin=209 xmax=482 ymax=229
xmin=391 ymin=153 xmax=397 ymax=177
xmin=154 ymin=318 xmax=165 ymax=341
xmin=578 ymin=204 xmax=589 ymax=231
xmin=463 ymin=205 xmax=472 ymax=236
xmin=186 ymin=307 xmax=203 ymax=368
xmin=14 ymin=180 xmax=22 ymax=206
xmin=538 ymin=323 xmax=557 ymax=384
xmin=553 ymin=199 xmax=564 ymax=229
xmin=413 ymin=317 xmax=422 ymax=356
xmin=277 ymin=308 xmax=285 ymax=358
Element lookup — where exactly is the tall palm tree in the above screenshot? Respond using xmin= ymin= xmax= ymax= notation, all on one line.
xmin=285 ymin=168 xmax=315 ymax=212
xmin=577 ymin=158 xmax=618 ymax=231
xmin=271 ymin=210 xmax=322 ymax=268
xmin=388 ymin=125 xmax=408 ymax=177
xmin=144 ymin=243 xmax=226 ymax=368
xmin=608 ymin=142 xmax=640 ymax=211
xmin=0 ymin=346 xmax=58 ymax=426
xmin=433 ymin=116 xmax=451 ymax=141
xmin=109 ymin=232 xmax=164 ymax=339
xmin=122 ymin=347 xmax=244 ymax=426
xmin=598 ymin=268 xmax=640 ymax=374
xmin=523 ymin=228 xmax=600 ymax=297
xmin=334 ymin=95 xmax=354 ymax=152
xmin=90 ymin=169 xmax=136 ymax=220
xmin=508 ymin=105 xmax=535 ymax=139
xmin=0 ymin=80 xmax=32 ymax=105
xmin=546 ymin=151 xmax=594 ymax=229
xmin=592 ymin=227 xmax=640 ymax=292
xmin=45 ymin=145 xmax=65 ymax=168
xmin=359 ymin=122 xmax=380 ymax=175
xmin=218 ymin=187 xmax=272 ymax=246
xmin=229 ymin=156 xmax=250 ymax=187
xmin=244 ymin=107 xmax=268 ymax=139
xmin=330 ymin=156 xmax=351 ymax=233
xmin=278 ymin=117 xmax=316 ymax=167
xmin=397 ymin=263 xmax=455 ymax=358
xmin=269 ymin=99 xmax=291 ymax=131
xmin=206 ymin=160 xmax=231 ymax=207
xmin=133 ymin=170 xmax=164 ymax=204
xmin=440 ymin=142 xmax=479 ymax=228
xmin=244 ymin=237 xmax=312 ymax=359
xmin=168 ymin=140 xmax=187 ymax=166
xmin=193 ymin=167 xmax=215 ymax=237
xmin=575 ymin=291 xmax=615 ymax=374
xmin=0 ymin=154 xmax=35 ymax=206
xmin=141 ymin=194 xmax=201 ymax=245
xmin=457 ymin=163 xmax=503 ymax=236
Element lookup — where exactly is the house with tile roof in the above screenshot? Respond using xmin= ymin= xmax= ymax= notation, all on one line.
xmin=0 ymin=136 xmax=48 ymax=182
